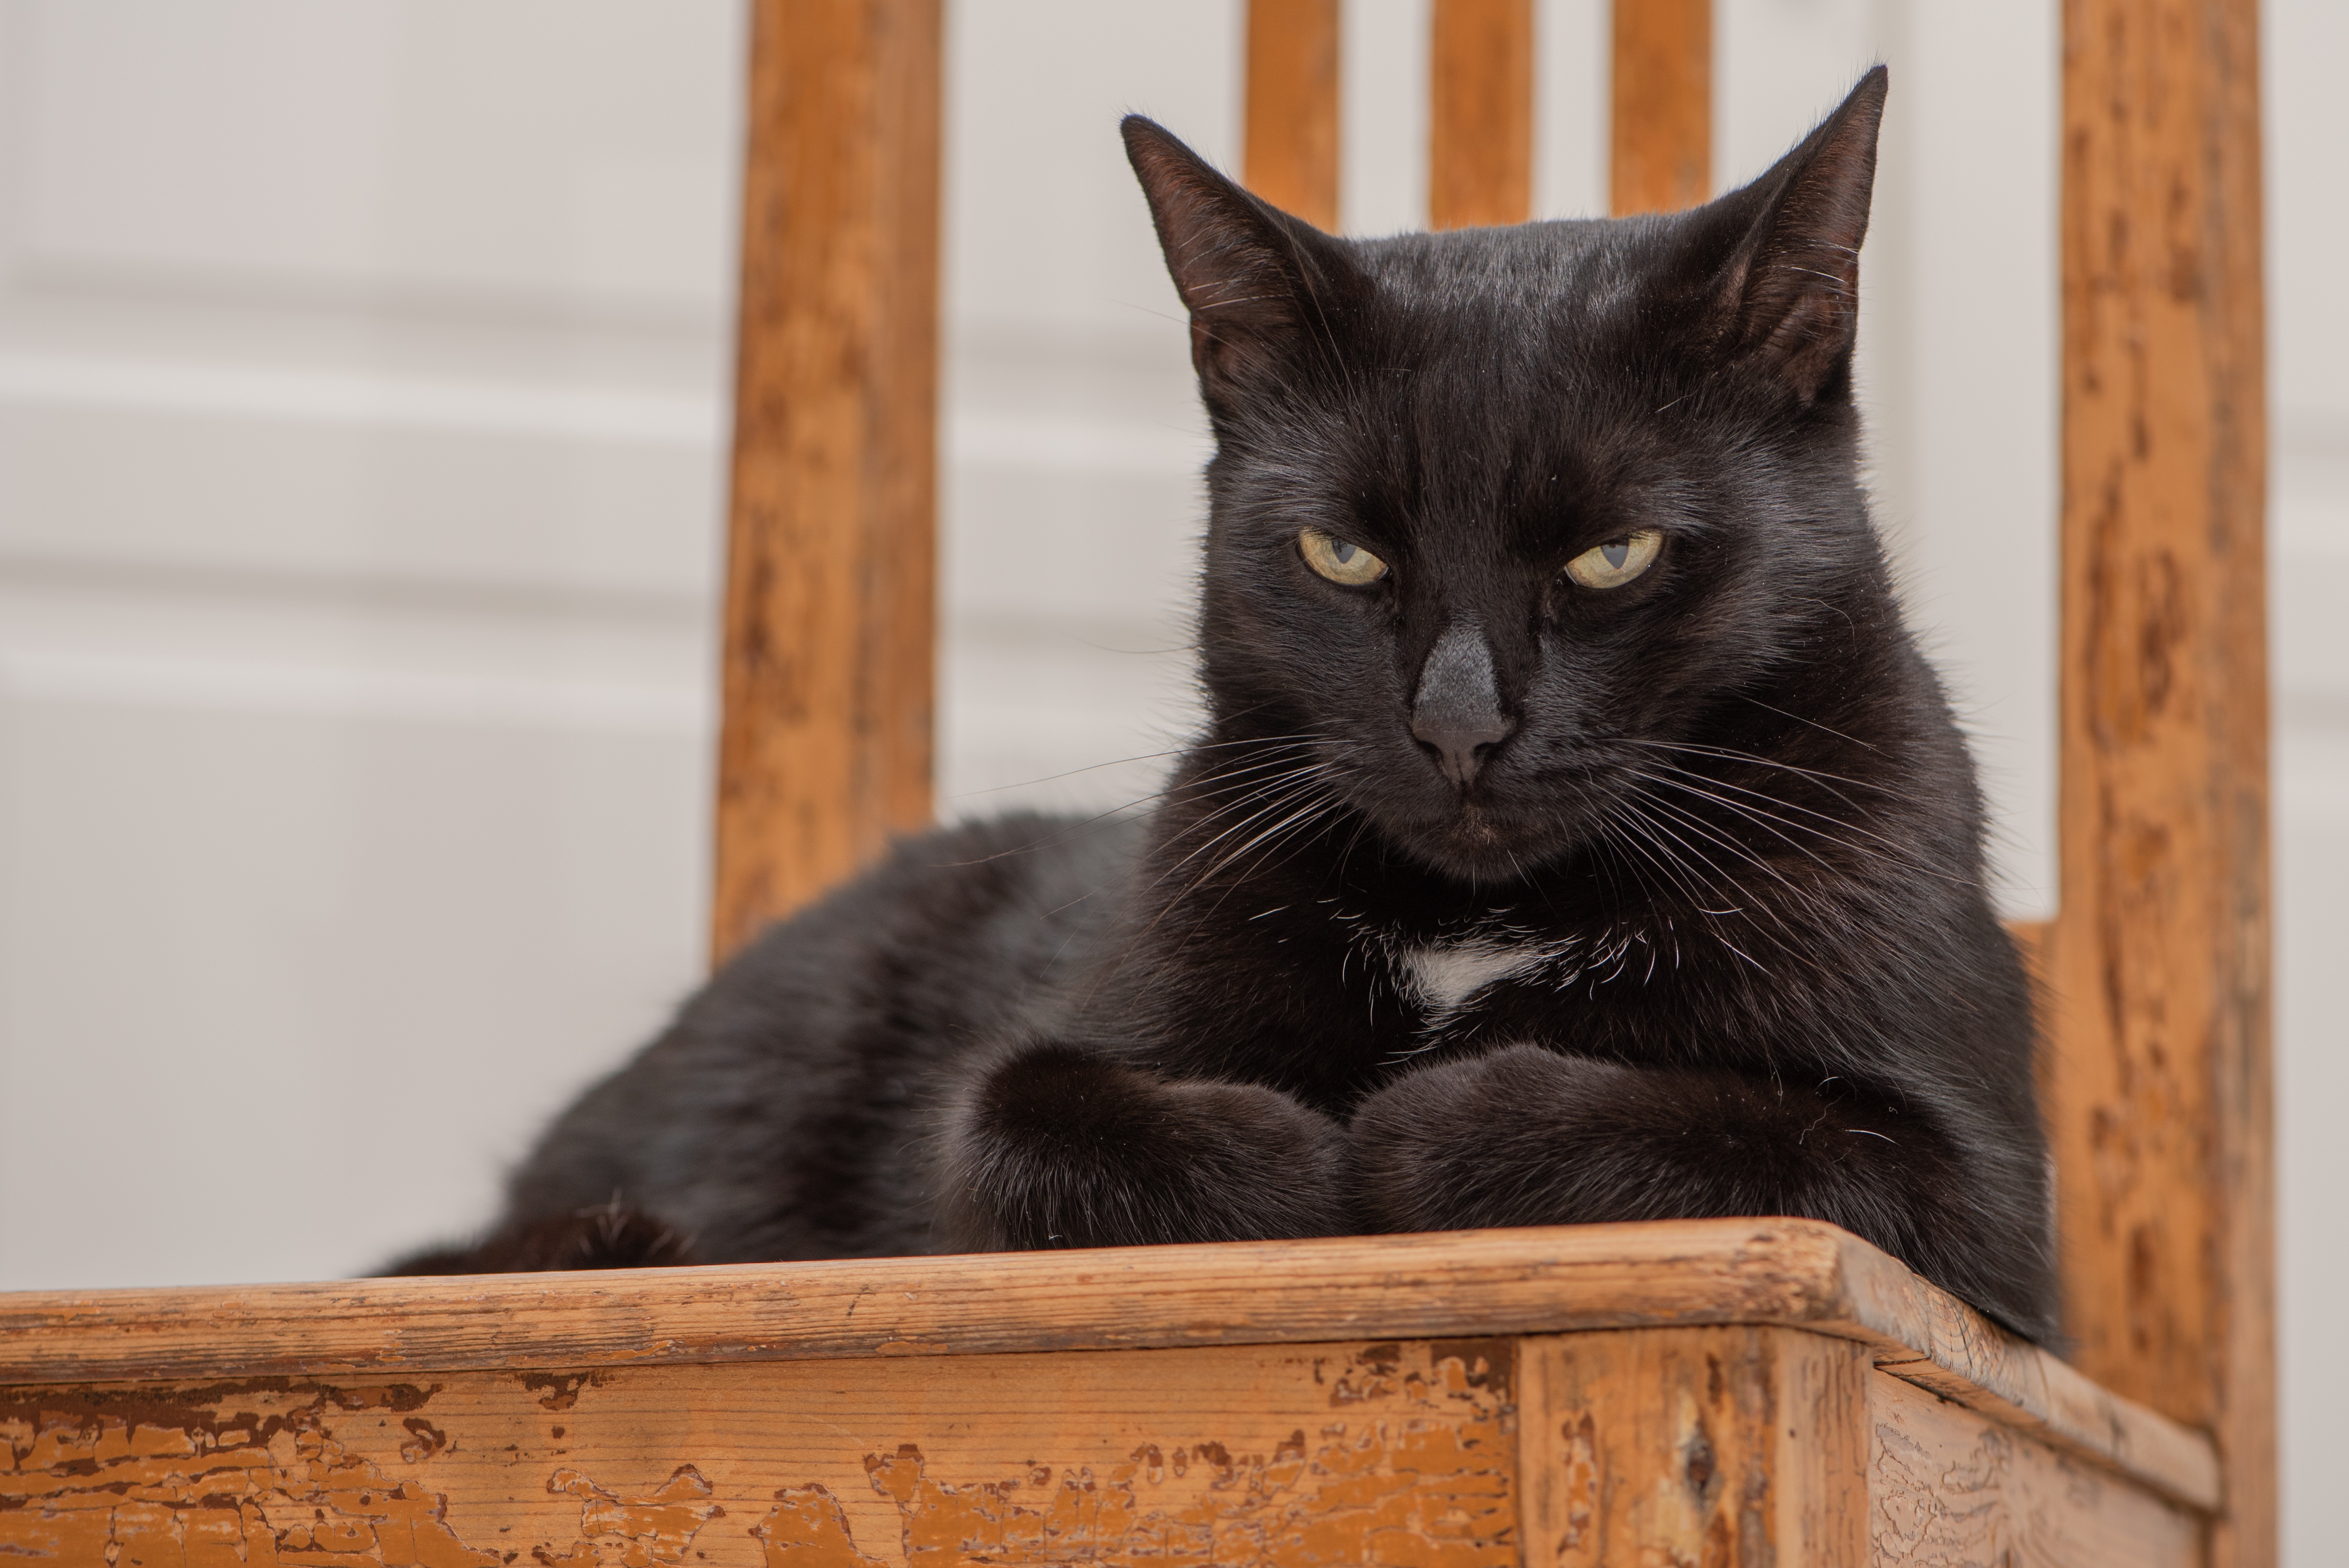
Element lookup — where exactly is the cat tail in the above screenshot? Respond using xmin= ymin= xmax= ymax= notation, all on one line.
xmin=377 ymin=1199 xmax=696 ymax=1276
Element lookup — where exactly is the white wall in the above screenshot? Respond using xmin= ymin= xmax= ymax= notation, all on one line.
xmin=0 ymin=3 xmax=2338 ymax=1555
xmin=0 ymin=0 xmax=738 ymax=1284
xmin=936 ymin=1 xmax=1235 ymax=822
xmin=2265 ymin=5 xmax=2349 ymax=1562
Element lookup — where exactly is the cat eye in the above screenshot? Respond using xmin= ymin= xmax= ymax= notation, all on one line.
xmin=1563 ymin=529 xmax=1663 ymax=590
xmin=1298 ymin=527 xmax=1390 ymax=586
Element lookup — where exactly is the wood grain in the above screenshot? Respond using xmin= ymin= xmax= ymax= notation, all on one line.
xmin=1518 ymin=1326 xmax=1871 ymax=1567
xmin=1244 ymin=0 xmax=1341 ymax=230
xmin=1868 ymin=1372 xmax=2199 ymax=1566
xmin=2051 ymin=0 xmax=2272 ymax=1561
xmin=0 ymin=1219 xmax=2215 ymax=1511
xmin=1609 ymin=0 xmax=1711 ymax=215
xmin=0 ymin=1340 xmax=1516 ymax=1567
xmin=712 ymin=0 xmax=941 ymax=960
xmin=1429 ymin=0 xmax=1532 ymax=229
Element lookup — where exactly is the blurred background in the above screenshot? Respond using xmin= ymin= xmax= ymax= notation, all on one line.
xmin=0 ymin=0 xmax=2337 ymax=1555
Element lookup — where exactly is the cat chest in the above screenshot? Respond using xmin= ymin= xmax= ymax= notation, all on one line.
xmin=1382 ymin=927 xmax=1641 ymax=1036
xmin=1263 ymin=905 xmax=1642 ymax=1043
xmin=1396 ymin=938 xmax=1569 ymax=1015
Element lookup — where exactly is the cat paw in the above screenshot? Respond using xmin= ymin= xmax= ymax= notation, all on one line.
xmin=379 ymin=1203 xmax=696 ymax=1275
xmin=936 ymin=1041 xmax=1350 ymax=1251
xmin=1349 ymin=1042 xmax=1634 ymax=1233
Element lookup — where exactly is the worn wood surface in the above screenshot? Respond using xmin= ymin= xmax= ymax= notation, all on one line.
xmin=1868 ymin=1372 xmax=2199 ymax=1566
xmin=712 ymin=0 xmax=941 ymax=960
xmin=0 ymin=1220 xmax=2216 ymax=1511
xmin=1 ymin=1334 xmax=2206 ymax=1568
xmin=1244 ymin=0 xmax=1341 ymax=231
xmin=0 ymin=1340 xmax=1517 ymax=1567
xmin=1429 ymin=0 xmax=1532 ymax=228
xmin=1518 ymin=1326 xmax=1871 ymax=1567
xmin=2052 ymin=0 xmax=2272 ymax=1561
xmin=1609 ymin=0 xmax=1711 ymax=215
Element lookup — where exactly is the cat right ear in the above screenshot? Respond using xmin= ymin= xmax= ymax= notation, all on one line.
xmin=1693 ymin=67 xmax=1888 ymax=405
xmin=1122 ymin=116 xmax=1349 ymax=405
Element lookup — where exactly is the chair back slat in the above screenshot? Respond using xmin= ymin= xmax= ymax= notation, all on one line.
xmin=1608 ymin=0 xmax=1711 ymax=215
xmin=1430 ymin=0 xmax=1534 ymax=229
xmin=712 ymin=0 xmax=941 ymax=960
xmin=2049 ymin=1 xmax=2271 ymax=1558
xmin=1245 ymin=0 xmax=1341 ymax=230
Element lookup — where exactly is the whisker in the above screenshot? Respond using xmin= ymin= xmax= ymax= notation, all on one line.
xmin=1733 ymin=694 xmax=1879 ymax=750
xmin=1125 ymin=781 xmax=1342 ymax=958
xmin=1630 ymin=765 xmax=1967 ymax=888
xmin=1626 ymin=806 xmax=1769 ymax=924
xmin=1642 ymin=759 xmax=1943 ymax=868
xmin=951 ymin=731 xmax=1332 ymax=802
xmin=1631 ymin=791 xmax=1819 ymax=930
xmin=933 ymin=734 xmax=1334 ymax=869
xmin=1628 ymin=769 xmax=1859 ymax=877
xmin=1176 ymin=795 xmax=1350 ymax=943
xmin=1141 ymin=773 xmax=1335 ymax=899
xmin=1612 ymin=738 xmax=1890 ymax=801
xmin=1179 ymin=782 xmax=1342 ymax=897
xmin=1596 ymin=798 xmax=1739 ymax=917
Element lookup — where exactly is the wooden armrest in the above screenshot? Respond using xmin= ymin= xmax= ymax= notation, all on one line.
xmin=0 ymin=1216 xmax=2215 ymax=1513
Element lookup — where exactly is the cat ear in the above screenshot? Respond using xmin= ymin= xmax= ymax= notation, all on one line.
xmin=1707 ymin=66 xmax=1888 ymax=403
xmin=1121 ymin=116 xmax=1351 ymax=404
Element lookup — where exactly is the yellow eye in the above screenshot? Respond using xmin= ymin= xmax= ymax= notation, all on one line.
xmin=1563 ymin=528 xmax=1663 ymax=589
xmin=1299 ymin=527 xmax=1389 ymax=586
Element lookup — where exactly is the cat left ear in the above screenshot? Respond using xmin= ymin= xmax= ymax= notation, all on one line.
xmin=1122 ymin=116 xmax=1353 ymax=408
xmin=1710 ymin=66 xmax=1888 ymax=403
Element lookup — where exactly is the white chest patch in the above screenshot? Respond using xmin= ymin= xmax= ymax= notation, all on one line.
xmin=1398 ymin=938 xmax=1563 ymax=1013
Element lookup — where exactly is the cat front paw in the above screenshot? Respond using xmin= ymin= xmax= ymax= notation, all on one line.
xmin=381 ymin=1203 xmax=696 ymax=1275
xmin=1349 ymin=1042 xmax=1639 ymax=1233
xmin=935 ymin=1041 xmax=1349 ymax=1252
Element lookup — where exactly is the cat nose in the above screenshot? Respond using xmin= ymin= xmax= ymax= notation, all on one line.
xmin=1412 ymin=707 xmax=1514 ymax=786
xmin=1410 ymin=620 xmax=1515 ymax=786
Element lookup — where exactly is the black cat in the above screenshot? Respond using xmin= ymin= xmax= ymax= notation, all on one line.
xmin=394 ymin=69 xmax=2059 ymax=1345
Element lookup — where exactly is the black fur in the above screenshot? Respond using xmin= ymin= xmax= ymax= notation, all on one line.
xmin=386 ymin=1203 xmax=692 ymax=1275
xmin=399 ymin=69 xmax=2059 ymax=1343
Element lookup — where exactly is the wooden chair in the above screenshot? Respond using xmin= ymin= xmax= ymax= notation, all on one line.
xmin=0 ymin=1 xmax=2271 ymax=1562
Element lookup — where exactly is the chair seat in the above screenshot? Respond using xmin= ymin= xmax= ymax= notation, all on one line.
xmin=0 ymin=1219 xmax=2212 ymax=1566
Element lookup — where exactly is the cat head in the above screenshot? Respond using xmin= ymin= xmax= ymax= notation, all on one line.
xmin=1126 ymin=69 xmax=1894 ymax=883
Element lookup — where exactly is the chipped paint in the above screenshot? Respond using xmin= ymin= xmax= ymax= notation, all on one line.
xmin=541 ymin=1466 xmax=724 ymax=1567
xmin=520 ymin=1373 xmax=604 ymax=1413
xmin=1551 ymin=1411 xmax=1599 ymax=1559
xmin=752 ymin=1487 xmax=890 ymax=1568
xmin=751 ymin=1343 xmax=1518 ymax=1567
xmin=2 ymin=1341 xmax=1518 ymax=1567
xmin=0 ymin=1383 xmax=498 ymax=1568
